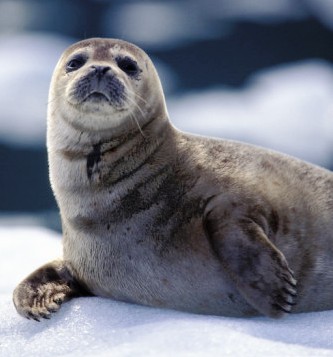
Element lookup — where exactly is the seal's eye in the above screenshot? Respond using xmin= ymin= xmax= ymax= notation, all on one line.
xmin=116 ymin=56 xmax=139 ymax=76
xmin=66 ymin=55 xmax=86 ymax=72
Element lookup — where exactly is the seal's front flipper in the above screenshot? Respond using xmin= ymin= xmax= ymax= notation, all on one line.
xmin=13 ymin=260 xmax=90 ymax=321
xmin=205 ymin=212 xmax=297 ymax=318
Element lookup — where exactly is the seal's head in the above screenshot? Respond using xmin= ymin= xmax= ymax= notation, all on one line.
xmin=48 ymin=38 xmax=167 ymax=133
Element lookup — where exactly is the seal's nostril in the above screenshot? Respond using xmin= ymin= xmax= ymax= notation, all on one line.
xmin=91 ymin=65 xmax=111 ymax=76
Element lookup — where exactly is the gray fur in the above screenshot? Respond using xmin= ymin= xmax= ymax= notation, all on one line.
xmin=13 ymin=38 xmax=333 ymax=320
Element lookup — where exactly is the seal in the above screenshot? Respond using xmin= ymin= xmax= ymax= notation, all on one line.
xmin=13 ymin=38 xmax=333 ymax=321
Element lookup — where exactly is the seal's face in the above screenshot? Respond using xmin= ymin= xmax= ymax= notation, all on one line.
xmin=49 ymin=38 xmax=166 ymax=132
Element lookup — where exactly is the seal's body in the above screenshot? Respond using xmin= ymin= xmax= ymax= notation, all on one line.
xmin=13 ymin=38 xmax=333 ymax=321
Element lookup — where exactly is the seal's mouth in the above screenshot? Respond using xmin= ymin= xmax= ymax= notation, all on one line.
xmin=70 ymin=66 xmax=127 ymax=109
xmin=84 ymin=91 xmax=110 ymax=103
xmin=72 ymin=70 xmax=127 ymax=108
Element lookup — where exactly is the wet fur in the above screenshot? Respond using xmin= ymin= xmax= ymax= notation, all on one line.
xmin=13 ymin=38 xmax=333 ymax=320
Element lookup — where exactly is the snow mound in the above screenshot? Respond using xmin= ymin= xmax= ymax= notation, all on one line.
xmin=0 ymin=33 xmax=72 ymax=146
xmin=1 ymin=226 xmax=333 ymax=356
xmin=169 ymin=60 xmax=333 ymax=167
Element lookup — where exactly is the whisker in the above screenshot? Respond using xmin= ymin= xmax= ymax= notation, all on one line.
xmin=126 ymin=97 xmax=146 ymax=138
xmin=126 ymin=88 xmax=148 ymax=106
xmin=133 ymin=93 xmax=148 ymax=106
xmin=131 ymin=114 xmax=146 ymax=138
xmin=47 ymin=84 xmax=149 ymax=141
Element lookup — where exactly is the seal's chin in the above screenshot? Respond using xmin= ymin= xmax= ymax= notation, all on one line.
xmin=61 ymin=92 xmax=132 ymax=132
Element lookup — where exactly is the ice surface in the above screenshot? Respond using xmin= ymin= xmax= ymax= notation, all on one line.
xmin=1 ymin=226 xmax=333 ymax=357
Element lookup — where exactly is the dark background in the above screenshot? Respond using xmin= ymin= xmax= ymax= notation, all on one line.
xmin=1 ymin=0 xmax=333 ymax=226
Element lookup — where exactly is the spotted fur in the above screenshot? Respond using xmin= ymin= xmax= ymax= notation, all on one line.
xmin=13 ymin=38 xmax=333 ymax=320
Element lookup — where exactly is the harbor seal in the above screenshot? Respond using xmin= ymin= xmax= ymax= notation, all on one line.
xmin=13 ymin=38 xmax=333 ymax=321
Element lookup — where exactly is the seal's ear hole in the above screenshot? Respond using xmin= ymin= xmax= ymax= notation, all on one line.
xmin=116 ymin=56 xmax=139 ymax=76
xmin=66 ymin=54 xmax=87 ymax=73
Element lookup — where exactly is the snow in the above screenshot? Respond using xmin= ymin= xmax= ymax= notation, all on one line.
xmin=0 ymin=33 xmax=73 ymax=146
xmin=169 ymin=60 xmax=333 ymax=167
xmin=1 ymin=226 xmax=333 ymax=356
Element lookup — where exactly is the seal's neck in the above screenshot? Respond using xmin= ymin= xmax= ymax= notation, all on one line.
xmin=48 ymin=108 xmax=170 ymax=153
xmin=48 ymin=113 xmax=176 ymax=187
xmin=90 ymin=116 xmax=176 ymax=185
